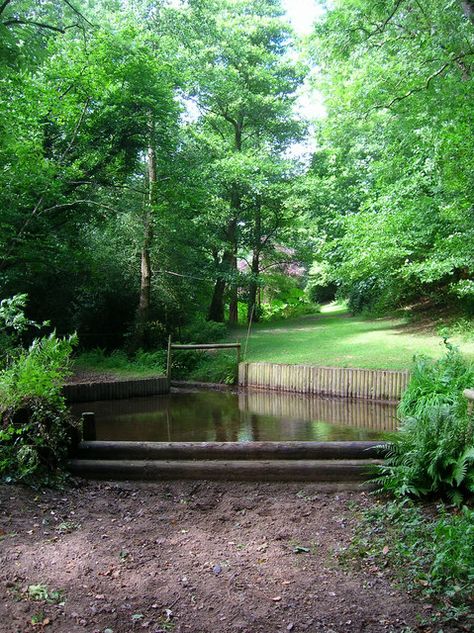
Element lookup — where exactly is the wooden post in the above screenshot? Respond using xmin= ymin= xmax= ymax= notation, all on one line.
xmin=167 ymin=335 xmax=172 ymax=382
xmin=464 ymin=389 xmax=474 ymax=415
xmin=82 ymin=412 xmax=96 ymax=442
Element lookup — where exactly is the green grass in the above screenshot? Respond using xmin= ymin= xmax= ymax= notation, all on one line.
xmin=73 ymin=348 xmax=166 ymax=378
xmin=235 ymin=303 xmax=474 ymax=370
xmin=73 ymin=303 xmax=474 ymax=378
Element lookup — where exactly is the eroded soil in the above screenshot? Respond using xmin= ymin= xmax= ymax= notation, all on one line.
xmin=0 ymin=482 xmax=437 ymax=633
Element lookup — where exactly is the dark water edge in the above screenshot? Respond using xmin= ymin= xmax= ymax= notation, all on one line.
xmin=71 ymin=388 xmax=398 ymax=443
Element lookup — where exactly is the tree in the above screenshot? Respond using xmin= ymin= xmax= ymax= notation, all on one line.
xmin=308 ymin=0 xmax=474 ymax=313
xmin=169 ymin=0 xmax=306 ymax=322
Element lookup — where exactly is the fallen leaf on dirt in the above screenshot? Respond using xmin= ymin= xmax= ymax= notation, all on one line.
xmin=292 ymin=546 xmax=310 ymax=554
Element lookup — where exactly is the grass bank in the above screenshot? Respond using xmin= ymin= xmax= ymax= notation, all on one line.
xmin=236 ymin=303 xmax=474 ymax=371
xmin=73 ymin=303 xmax=474 ymax=381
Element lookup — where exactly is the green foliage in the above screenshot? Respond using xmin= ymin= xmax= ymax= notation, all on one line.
xmin=0 ymin=333 xmax=77 ymax=409
xmin=399 ymin=342 xmax=474 ymax=419
xmin=376 ymin=405 xmax=474 ymax=503
xmin=75 ymin=348 xmax=166 ymax=377
xmin=261 ymin=297 xmax=319 ymax=322
xmin=0 ymin=396 xmax=80 ymax=486
xmin=376 ymin=344 xmax=474 ymax=503
xmin=347 ymin=500 xmax=474 ymax=625
xmin=305 ymin=262 xmax=337 ymax=305
xmin=309 ymin=0 xmax=474 ymax=315
xmin=187 ymin=352 xmax=238 ymax=385
xmin=0 ymin=293 xmax=48 ymax=362
xmin=0 ymin=298 xmax=79 ymax=486
xmin=439 ymin=318 xmax=474 ymax=342
xmin=181 ymin=317 xmax=228 ymax=344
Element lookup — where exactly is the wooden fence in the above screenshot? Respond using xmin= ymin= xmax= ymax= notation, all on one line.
xmin=239 ymin=362 xmax=410 ymax=403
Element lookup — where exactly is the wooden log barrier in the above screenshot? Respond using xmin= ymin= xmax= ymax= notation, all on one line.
xmin=68 ymin=458 xmax=381 ymax=482
xmin=76 ymin=440 xmax=387 ymax=461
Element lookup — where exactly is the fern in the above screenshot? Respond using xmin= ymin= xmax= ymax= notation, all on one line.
xmin=376 ymin=342 xmax=474 ymax=503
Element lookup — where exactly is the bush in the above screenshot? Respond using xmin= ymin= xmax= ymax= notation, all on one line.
xmin=181 ymin=316 xmax=227 ymax=344
xmin=305 ymin=261 xmax=338 ymax=304
xmin=398 ymin=341 xmax=474 ymax=419
xmin=0 ymin=330 xmax=79 ymax=486
xmin=376 ymin=343 xmax=474 ymax=504
xmin=0 ymin=333 xmax=77 ymax=409
xmin=438 ymin=318 xmax=474 ymax=342
xmin=0 ymin=293 xmax=46 ymax=363
xmin=0 ymin=397 xmax=80 ymax=486
xmin=187 ymin=352 xmax=238 ymax=385
xmin=75 ymin=347 xmax=166 ymax=376
xmin=376 ymin=405 xmax=474 ymax=503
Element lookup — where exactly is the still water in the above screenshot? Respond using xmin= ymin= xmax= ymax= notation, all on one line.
xmin=71 ymin=388 xmax=398 ymax=442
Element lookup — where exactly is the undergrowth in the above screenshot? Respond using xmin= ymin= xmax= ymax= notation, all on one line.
xmin=0 ymin=295 xmax=79 ymax=486
xmin=75 ymin=348 xmax=166 ymax=377
xmin=376 ymin=342 xmax=474 ymax=504
xmin=344 ymin=500 xmax=474 ymax=627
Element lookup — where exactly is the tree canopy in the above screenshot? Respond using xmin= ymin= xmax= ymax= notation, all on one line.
xmin=1 ymin=0 xmax=473 ymax=349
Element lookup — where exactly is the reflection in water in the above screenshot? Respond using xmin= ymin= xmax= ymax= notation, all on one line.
xmin=71 ymin=388 xmax=398 ymax=443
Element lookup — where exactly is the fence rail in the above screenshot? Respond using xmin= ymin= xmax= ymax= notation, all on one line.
xmin=167 ymin=337 xmax=241 ymax=379
xmin=239 ymin=362 xmax=410 ymax=403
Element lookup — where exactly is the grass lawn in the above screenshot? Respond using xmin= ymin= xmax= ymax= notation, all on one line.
xmin=234 ymin=303 xmax=474 ymax=370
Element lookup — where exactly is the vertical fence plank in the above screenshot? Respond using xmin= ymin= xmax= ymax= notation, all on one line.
xmin=239 ymin=362 xmax=410 ymax=402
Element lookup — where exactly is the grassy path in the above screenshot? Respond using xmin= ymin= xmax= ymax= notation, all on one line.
xmin=236 ymin=303 xmax=474 ymax=370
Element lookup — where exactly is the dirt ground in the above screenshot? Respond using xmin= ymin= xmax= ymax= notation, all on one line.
xmin=0 ymin=481 xmax=442 ymax=633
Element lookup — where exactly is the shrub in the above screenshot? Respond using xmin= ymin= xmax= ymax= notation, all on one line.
xmin=0 ymin=333 xmax=77 ymax=409
xmin=74 ymin=347 xmax=166 ymax=376
xmin=305 ymin=261 xmax=338 ymax=304
xmin=188 ymin=352 xmax=238 ymax=385
xmin=376 ymin=405 xmax=474 ymax=503
xmin=0 ymin=293 xmax=47 ymax=363
xmin=0 ymin=397 xmax=80 ymax=486
xmin=0 ymin=331 xmax=79 ymax=486
xmin=376 ymin=342 xmax=474 ymax=504
xmin=180 ymin=316 xmax=227 ymax=344
xmin=398 ymin=341 xmax=474 ymax=419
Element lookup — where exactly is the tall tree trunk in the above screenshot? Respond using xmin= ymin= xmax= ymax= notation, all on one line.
xmin=247 ymin=250 xmax=260 ymax=324
xmin=227 ymin=189 xmax=239 ymax=325
xmin=208 ymin=216 xmax=239 ymax=323
xmin=208 ymin=277 xmax=226 ymax=322
xmin=247 ymin=198 xmax=261 ymax=323
xmin=132 ymin=130 xmax=157 ymax=349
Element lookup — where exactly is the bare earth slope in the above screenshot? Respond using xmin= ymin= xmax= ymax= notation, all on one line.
xmin=0 ymin=482 xmax=436 ymax=633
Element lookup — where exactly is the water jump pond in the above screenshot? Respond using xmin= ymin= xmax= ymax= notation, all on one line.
xmin=71 ymin=387 xmax=398 ymax=443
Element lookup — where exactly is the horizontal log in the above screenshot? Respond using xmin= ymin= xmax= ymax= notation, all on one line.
xmin=63 ymin=376 xmax=170 ymax=403
xmin=68 ymin=459 xmax=381 ymax=482
xmin=171 ymin=343 xmax=240 ymax=350
xmin=76 ymin=440 xmax=387 ymax=461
